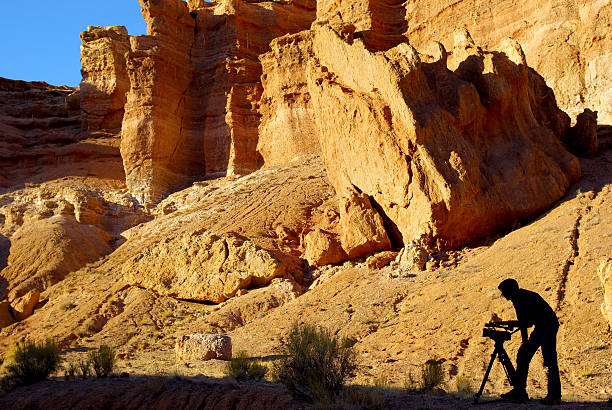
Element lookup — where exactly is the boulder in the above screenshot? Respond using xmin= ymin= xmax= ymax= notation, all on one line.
xmin=204 ymin=279 xmax=303 ymax=331
xmin=175 ymin=333 xmax=232 ymax=361
xmin=304 ymin=27 xmax=580 ymax=249
xmin=302 ymin=228 xmax=347 ymax=267
xmin=11 ymin=289 xmax=40 ymax=321
xmin=122 ymin=231 xmax=287 ymax=303
xmin=338 ymin=191 xmax=391 ymax=259
xmin=599 ymin=258 xmax=611 ymax=329
xmin=366 ymin=251 xmax=398 ymax=270
xmin=395 ymin=241 xmax=428 ymax=272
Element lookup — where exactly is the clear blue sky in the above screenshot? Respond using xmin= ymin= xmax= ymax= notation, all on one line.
xmin=0 ymin=1 xmax=148 ymax=87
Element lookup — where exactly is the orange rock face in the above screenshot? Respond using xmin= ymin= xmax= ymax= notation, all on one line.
xmin=402 ymin=0 xmax=611 ymax=124
xmin=259 ymin=26 xmax=580 ymax=248
xmin=80 ymin=26 xmax=130 ymax=133
xmin=121 ymin=0 xmax=197 ymax=203
xmin=0 ymin=78 xmax=81 ymax=188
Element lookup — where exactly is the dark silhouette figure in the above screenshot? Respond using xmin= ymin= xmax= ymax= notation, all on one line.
xmin=498 ymin=279 xmax=561 ymax=405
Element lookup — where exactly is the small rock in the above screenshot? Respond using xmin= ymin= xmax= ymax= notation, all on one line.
xmin=175 ymin=334 xmax=232 ymax=362
xmin=11 ymin=289 xmax=40 ymax=321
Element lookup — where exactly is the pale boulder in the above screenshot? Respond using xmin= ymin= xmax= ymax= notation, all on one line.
xmin=395 ymin=241 xmax=428 ymax=272
xmin=175 ymin=334 xmax=232 ymax=361
xmin=11 ymin=289 xmax=40 ymax=321
xmin=302 ymin=229 xmax=347 ymax=267
xmin=122 ymin=231 xmax=287 ymax=303
xmin=339 ymin=191 xmax=391 ymax=259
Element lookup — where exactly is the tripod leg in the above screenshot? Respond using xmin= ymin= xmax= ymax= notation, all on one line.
xmin=497 ymin=347 xmax=517 ymax=387
xmin=474 ymin=349 xmax=498 ymax=403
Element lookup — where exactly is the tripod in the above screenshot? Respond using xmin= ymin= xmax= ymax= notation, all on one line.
xmin=473 ymin=338 xmax=517 ymax=404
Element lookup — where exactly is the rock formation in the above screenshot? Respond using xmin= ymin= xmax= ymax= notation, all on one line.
xmin=121 ymin=0 xmax=197 ymax=204
xmin=566 ymin=109 xmax=599 ymax=157
xmin=0 ymin=78 xmax=82 ymax=188
xmin=80 ymin=26 xmax=131 ymax=133
xmin=122 ymin=230 xmax=288 ymax=303
xmin=260 ymin=25 xmax=581 ymax=249
xmin=1 ymin=215 xmax=112 ymax=301
xmin=316 ymin=0 xmax=407 ymax=51
xmin=175 ymin=333 xmax=232 ymax=361
xmin=116 ymin=0 xmax=316 ymax=203
xmin=401 ymin=0 xmax=611 ymax=124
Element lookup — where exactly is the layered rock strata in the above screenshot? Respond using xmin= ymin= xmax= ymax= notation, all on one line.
xmin=117 ymin=0 xmax=316 ymax=202
xmin=0 ymin=78 xmax=81 ymax=188
xmin=80 ymin=26 xmax=130 ymax=132
xmin=316 ymin=0 xmax=407 ymax=51
xmin=122 ymin=230 xmax=288 ymax=303
xmin=121 ymin=0 xmax=198 ymax=204
xmin=402 ymin=0 xmax=611 ymax=123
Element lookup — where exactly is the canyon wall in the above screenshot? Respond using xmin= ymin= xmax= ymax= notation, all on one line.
xmin=403 ymin=0 xmax=611 ymax=124
xmin=258 ymin=24 xmax=582 ymax=249
xmin=80 ymin=26 xmax=131 ymax=133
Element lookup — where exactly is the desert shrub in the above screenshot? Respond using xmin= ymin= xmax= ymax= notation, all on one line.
xmin=64 ymin=361 xmax=77 ymax=380
xmin=455 ymin=375 xmax=474 ymax=396
xmin=274 ymin=323 xmax=357 ymax=403
xmin=226 ymin=351 xmax=268 ymax=380
xmin=88 ymin=345 xmax=115 ymax=378
xmin=3 ymin=339 xmax=62 ymax=386
xmin=78 ymin=359 xmax=90 ymax=379
xmin=60 ymin=301 xmax=76 ymax=311
xmin=421 ymin=358 xmax=445 ymax=391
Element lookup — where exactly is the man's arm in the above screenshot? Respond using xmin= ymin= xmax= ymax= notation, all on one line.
xmin=520 ymin=327 xmax=528 ymax=344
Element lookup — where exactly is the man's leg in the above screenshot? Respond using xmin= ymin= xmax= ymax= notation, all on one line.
xmin=540 ymin=326 xmax=561 ymax=401
xmin=514 ymin=330 xmax=541 ymax=393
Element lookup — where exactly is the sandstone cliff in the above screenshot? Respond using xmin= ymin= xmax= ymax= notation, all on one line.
xmin=258 ymin=25 xmax=581 ymax=248
xmin=80 ymin=26 xmax=130 ymax=133
xmin=403 ymin=0 xmax=611 ymax=124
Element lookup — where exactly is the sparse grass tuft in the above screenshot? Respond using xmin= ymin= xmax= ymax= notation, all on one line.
xmin=88 ymin=345 xmax=116 ymax=378
xmin=403 ymin=369 xmax=420 ymax=391
xmin=78 ymin=359 xmax=90 ymax=379
xmin=340 ymin=385 xmax=384 ymax=409
xmin=455 ymin=375 xmax=474 ymax=396
xmin=225 ymin=351 xmax=268 ymax=380
xmin=372 ymin=375 xmax=392 ymax=390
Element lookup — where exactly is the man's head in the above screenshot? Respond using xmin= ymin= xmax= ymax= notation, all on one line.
xmin=498 ymin=278 xmax=519 ymax=300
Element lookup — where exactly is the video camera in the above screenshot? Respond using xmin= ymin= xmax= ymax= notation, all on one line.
xmin=482 ymin=320 xmax=520 ymax=342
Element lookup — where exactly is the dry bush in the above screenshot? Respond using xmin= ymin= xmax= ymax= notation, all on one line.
xmin=225 ymin=351 xmax=267 ymax=380
xmin=421 ymin=358 xmax=445 ymax=391
xmin=2 ymin=339 xmax=61 ymax=386
xmin=88 ymin=345 xmax=115 ymax=378
xmin=455 ymin=375 xmax=474 ymax=396
xmin=274 ymin=323 xmax=357 ymax=403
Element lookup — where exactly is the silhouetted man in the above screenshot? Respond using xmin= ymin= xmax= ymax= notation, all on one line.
xmin=498 ymin=279 xmax=561 ymax=405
